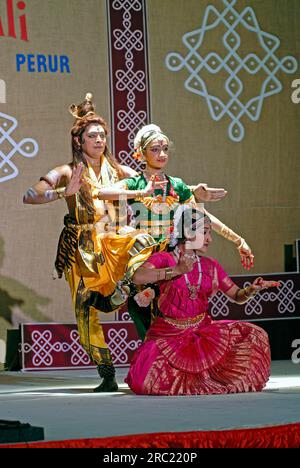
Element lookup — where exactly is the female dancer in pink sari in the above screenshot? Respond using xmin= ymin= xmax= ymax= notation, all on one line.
xmin=125 ymin=208 xmax=280 ymax=395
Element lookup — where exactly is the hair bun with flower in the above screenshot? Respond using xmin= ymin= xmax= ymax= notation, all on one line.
xmin=132 ymin=148 xmax=143 ymax=161
xmin=133 ymin=124 xmax=166 ymax=160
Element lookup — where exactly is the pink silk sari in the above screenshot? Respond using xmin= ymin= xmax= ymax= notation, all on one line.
xmin=125 ymin=252 xmax=271 ymax=395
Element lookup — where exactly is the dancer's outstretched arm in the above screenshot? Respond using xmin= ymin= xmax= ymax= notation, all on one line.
xmin=205 ymin=210 xmax=255 ymax=270
xmin=23 ymin=164 xmax=78 ymax=204
xmin=97 ymin=177 xmax=162 ymax=200
xmin=225 ymin=277 xmax=281 ymax=304
xmin=190 ymin=183 xmax=228 ymax=202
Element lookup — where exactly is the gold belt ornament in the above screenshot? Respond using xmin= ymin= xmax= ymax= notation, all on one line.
xmin=163 ymin=313 xmax=205 ymax=329
xmin=69 ymin=221 xmax=110 ymax=233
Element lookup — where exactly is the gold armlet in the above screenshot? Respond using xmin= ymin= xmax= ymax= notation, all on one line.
xmin=220 ymin=224 xmax=242 ymax=247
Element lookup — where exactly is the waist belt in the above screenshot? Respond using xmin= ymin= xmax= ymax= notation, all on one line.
xmin=162 ymin=313 xmax=206 ymax=329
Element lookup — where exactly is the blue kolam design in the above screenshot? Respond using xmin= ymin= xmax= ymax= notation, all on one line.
xmin=165 ymin=0 xmax=298 ymax=142
xmin=0 ymin=111 xmax=38 ymax=183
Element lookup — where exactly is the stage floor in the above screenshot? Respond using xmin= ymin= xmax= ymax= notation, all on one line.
xmin=0 ymin=360 xmax=300 ymax=443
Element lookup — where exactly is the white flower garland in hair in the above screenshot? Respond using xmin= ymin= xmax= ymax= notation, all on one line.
xmin=134 ymin=124 xmax=162 ymax=151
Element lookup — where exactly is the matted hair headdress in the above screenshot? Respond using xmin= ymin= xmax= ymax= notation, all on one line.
xmin=69 ymin=93 xmax=95 ymax=120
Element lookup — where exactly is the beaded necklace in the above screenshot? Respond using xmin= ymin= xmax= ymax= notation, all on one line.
xmin=174 ymin=247 xmax=203 ymax=300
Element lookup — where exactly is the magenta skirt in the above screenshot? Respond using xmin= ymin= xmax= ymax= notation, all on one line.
xmin=125 ymin=314 xmax=271 ymax=395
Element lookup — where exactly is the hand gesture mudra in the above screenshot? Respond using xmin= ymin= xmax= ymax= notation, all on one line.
xmin=249 ymin=277 xmax=281 ymax=295
xmin=142 ymin=176 xmax=156 ymax=196
xmin=64 ymin=163 xmax=85 ymax=197
xmin=192 ymin=183 xmax=228 ymax=202
xmin=153 ymin=175 xmax=168 ymax=191
xmin=175 ymin=251 xmax=195 ymax=275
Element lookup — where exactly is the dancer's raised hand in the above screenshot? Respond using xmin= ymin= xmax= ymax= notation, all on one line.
xmin=65 ymin=163 xmax=85 ymax=197
xmin=192 ymin=183 xmax=228 ymax=202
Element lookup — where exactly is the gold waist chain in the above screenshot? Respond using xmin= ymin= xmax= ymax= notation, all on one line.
xmin=162 ymin=313 xmax=206 ymax=329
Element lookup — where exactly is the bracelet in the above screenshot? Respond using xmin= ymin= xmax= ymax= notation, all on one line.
xmin=157 ymin=270 xmax=164 ymax=282
xmin=235 ymin=286 xmax=257 ymax=302
xmin=244 ymin=286 xmax=257 ymax=298
xmin=165 ymin=267 xmax=173 ymax=281
xmin=55 ymin=187 xmax=66 ymax=199
xmin=236 ymin=237 xmax=245 ymax=249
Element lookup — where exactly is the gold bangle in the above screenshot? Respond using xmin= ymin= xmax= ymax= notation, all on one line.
xmin=165 ymin=267 xmax=173 ymax=281
xmin=236 ymin=286 xmax=257 ymax=301
xmin=55 ymin=187 xmax=66 ymax=199
xmin=236 ymin=237 xmax=245 ymax=249
xmin=157 ymin=270 xmax=163 ymax=282
xmin=244 ymin=286 xmax=257 ymax=298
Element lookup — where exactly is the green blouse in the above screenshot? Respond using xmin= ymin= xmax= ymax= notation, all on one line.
xmin=124 ymin=173 xmax=193 ymax=242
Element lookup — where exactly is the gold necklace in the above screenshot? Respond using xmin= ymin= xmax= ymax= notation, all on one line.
xmin=184 ymin=257 xmax=202 ymax=300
